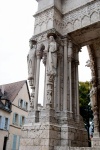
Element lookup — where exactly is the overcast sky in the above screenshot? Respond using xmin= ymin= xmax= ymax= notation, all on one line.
xmin=0 ymin=0 xmax=91 ymax=104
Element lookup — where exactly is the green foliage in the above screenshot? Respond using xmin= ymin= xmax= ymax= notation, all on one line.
xmin=79 ymin=81 xmax=90 ymax=107
xmin=79 ymin=81 xmax=93 ymax=128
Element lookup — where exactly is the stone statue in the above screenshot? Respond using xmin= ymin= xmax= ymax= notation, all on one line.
xmin=85 ymin=59 xmax=95 ymax=78
xmin=90 ymin=77 xmax=97 ymax=109
xmin=47 ymin=35 xmax=57 ymax=76
xmin=27 ymin=40 xmax=37 ymax=80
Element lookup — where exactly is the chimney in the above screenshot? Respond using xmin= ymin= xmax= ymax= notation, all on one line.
xmin=1 ymin=85 xmax=4 ymax=95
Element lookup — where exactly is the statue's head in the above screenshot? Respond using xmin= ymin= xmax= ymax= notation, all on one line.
xmin=49 ymin=36 xmax=55 ymax=42
xmin=47 ymin=33 xmax=57 ymax=42
xmin=29 ymin=39 xmax=37 ymax=49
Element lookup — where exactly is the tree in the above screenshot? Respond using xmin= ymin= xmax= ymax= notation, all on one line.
xmin=79 ymin=81 xmax=93 ymax=144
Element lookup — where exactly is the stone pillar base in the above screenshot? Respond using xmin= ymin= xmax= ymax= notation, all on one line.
xmin=26 ymin=110 xmax=39 ymax=124
xmin=92 ymin=136 xmax=100 ymax=147
xmin=20 ymin=122 xmax=61 ymax=150
xmin=20 ymin=109 xmax=88 ymax=149
xmin=39 ymin=108 xmax=57 ymax=123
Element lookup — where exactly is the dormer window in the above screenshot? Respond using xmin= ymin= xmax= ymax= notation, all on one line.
xmin=5 ymin=101 xmax=11 ymax=110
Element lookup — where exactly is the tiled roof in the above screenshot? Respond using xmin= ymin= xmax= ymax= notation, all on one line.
xmin=0 ymin=80 xmax=27 ymax=102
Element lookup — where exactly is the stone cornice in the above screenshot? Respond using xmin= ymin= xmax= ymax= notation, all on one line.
xmin=34 ymin=5 xmax=62 ymax=18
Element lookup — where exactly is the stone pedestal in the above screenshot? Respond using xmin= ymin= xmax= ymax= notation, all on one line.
xmin=20 ymin=108 xmax=88 ymax=150
xmin=26 ymin=110 xmax=39 ymax=124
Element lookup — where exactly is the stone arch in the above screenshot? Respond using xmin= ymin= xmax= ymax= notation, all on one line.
xmin=73 ymin=19 xmax=81 ymax=30
xmin=47 ymin=19 xmax=53 ymax=30
xmin=90 ymin=11 xmax=99 ymax=24
xmin=66 ymin=22 xmax=73 ymax=32
xmin=34 ymin=25 xmax=40 ymax=35
xmin=41 ymin=22 xmax=47 ymax=32
xmin=81 ymin=15 xmax=90 ymax=27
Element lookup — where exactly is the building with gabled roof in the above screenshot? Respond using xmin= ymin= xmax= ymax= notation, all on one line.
xmin=0 ymin=80 xmax=30 ymax=150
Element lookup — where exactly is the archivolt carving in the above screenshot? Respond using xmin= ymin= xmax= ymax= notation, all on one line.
xmin=73 ymin=19 xmax=81 ymax=30
xmin=63 ymin=0 xmax=100 ymax=34
xmin=90 ymin=11 xmax=99 ymax=24
xmin=81 ymin=15 xmax=90 ymax=27
xmin=34 ymin=0 xmax=100 ymax=36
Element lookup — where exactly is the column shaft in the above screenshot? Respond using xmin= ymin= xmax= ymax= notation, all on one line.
xmin=43 ymin=66 xmax=46 ymax=108
xmin=63 ymin=39 xmax=68 ymax=111
xmin=69 ymin=60 xmax=72 ymax=112
xmin=34 ymin=54 xmax=41 ymax=110
xmin=76 ymin=63 xmax=79 ymax=116
xmin=57 ymin=55 xmax=61 ymax=111
xmin=68 ymin=40 xmax=73 ymax=113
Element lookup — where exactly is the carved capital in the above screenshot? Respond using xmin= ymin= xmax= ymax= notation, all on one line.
xmin=75 ymin=60 xmax=79 ymax=65
xmin=68 ymin=57 xmax=73 ymax=62
xmin=36 ymin=50 xmax=41 ymax=59
xmin=42 ymin=50 xmax=47 ymax=65
xmin=63 ymin=38 xmax=68 ymax=46
xmin=68 ymin=40 xmax=73 ymax=48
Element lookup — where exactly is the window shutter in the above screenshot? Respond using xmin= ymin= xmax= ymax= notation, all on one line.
xmin=7 ymin=118 xmax=10 ymax=130
xmin=24 ymin=101 xmax=26 ymax=109
xmin=1 ymin=116 xmax=5 ymax=129
xmin=24 ymin=117 xmax=26 ymax=124
xmin=20 ymin=116 xmax=22 ymax=127
xmin=0 ymin=116 xmax=2 ymax=129
xmin=18 ymin=136 xmax=20 ymax=150
xmin=13 ymin=113 xmax=15 ymax=124
xmin=18 ymin=99 xmax=21 ymax=107
xmin=12 ymin=134 xmax=17 ymax=150
xmin=18 ymin=115 xmax=20 ymax=126
xmin=22 ymin=100 xmax=24 ymax=109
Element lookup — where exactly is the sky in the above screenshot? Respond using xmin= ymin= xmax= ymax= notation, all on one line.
xmin=0 ymin=0 xmax=91 ymax=104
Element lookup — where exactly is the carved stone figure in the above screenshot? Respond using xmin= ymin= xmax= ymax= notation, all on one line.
xmin=86 ymin=59 xmax=95 ymax=77
xmin=47 ymin=35 xmax=57 ymax=76
xmin=27 ymin=40 xmax=37 ymax=80
xmin=90 ymin=77 xmax=97 ymax=108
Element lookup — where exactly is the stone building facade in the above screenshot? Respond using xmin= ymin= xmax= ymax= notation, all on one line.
xmin=0 ymin=80 xmax=30 ymax=150
xmin=20 ymin=0 xmax=100 ymax=150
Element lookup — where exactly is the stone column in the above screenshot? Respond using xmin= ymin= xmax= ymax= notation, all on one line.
xmin=34 ymin=50 xmax=41 ymax=110
xmin=57 ymin=53 xmax=62 ymax=111
xmin=43 ymin=66 xmax=46 ymax=108
xmin=43 ymin=51 xmax=47 ymax=108
xmin=63 ymin=38 xmax=68 ymax=111
xmin=28 ymin=79 xmax=35 ymax=110
xmin=46 ymin=75 xmax=54 ymax=108
xmin=68 ymin=57 xmax=72 ymax=113
xmin=68 ymin=40 xmax=73 ymax=113
xmin=75 ymin=61 xmax=80 ymax=119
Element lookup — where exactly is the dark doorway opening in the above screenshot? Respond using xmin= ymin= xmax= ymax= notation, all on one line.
xmin=3 ymin=136 xmax=8 ymax=150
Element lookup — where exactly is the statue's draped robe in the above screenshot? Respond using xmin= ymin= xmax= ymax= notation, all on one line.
xmin=48 ymin=41 xmax=57 ymax=75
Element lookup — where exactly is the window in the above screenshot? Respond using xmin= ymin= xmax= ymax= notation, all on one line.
xmin=0 ymin=116 xmax=9 ymax=130
xmin=5 ymin=101 xmax=11 ymax=110
xmin=22 ymin=116 xmax=25 ymax=125
xmin=13 ymin=113 xmax=19 ymax=126
xmin=4 ymin=118 xmax=8 ymax=130
xmin=15 ymin=114 xmax=18 ymax=125
xmin=18 ymin=99 xmax=28 ymax=110
xmin=12 ymin=135 xmax=20 ymax=150
xmin=26 ymin=102 xmax=28 ymax=110
xmin=24 ymin=102 xmax=28 ymax=110
xmin=12 ymin=135 xmax=17 ymax=150
xmin=20 ymin=116 xmax=25 ymax=126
